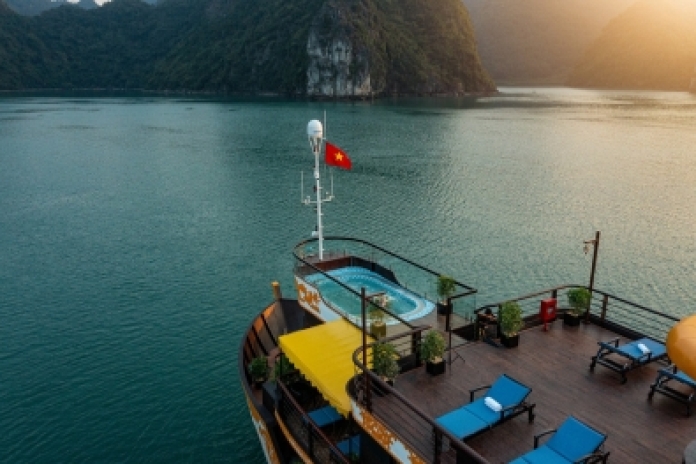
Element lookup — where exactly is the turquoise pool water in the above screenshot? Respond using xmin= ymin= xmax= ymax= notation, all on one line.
xmin=304 ymin=266 xmax=435 ymax=323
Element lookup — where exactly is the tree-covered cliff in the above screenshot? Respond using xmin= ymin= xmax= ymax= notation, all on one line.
xmin=0 ymin=0 xmax=495 ymax=95
xmin=567 ymin=0 xmax=696 ymax=91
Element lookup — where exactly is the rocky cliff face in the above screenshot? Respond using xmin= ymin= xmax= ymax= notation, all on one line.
xmin=306 ymin=33 xmax=371 ymax=97
xmin=304 ymin=0 xmax=494 ymax=97
xmin=306 ymin=3 xmax=372 ymax=97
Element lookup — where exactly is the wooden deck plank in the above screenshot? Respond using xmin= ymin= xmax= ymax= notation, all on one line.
xmin=387 ymin=322 xmax=696 ymax=463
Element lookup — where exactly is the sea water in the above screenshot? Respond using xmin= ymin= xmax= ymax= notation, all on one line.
xmin=1 ymin=88 xmax=695 ymax=462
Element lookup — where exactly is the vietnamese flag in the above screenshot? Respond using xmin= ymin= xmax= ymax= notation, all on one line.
xmin=325 ymin=141 xmax=352 ymax=170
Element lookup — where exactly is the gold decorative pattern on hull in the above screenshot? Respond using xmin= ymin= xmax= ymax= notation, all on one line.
xmin=246 ymin=394 xmax=281 ymax=464
xmin=351 ymin=400 xmax=426 ymax=464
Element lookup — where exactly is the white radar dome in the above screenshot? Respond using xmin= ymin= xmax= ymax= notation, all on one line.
xmin=307 ymin=120 xmax=323 ymax=139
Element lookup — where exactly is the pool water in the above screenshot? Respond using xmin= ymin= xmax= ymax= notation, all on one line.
xmin=303 ymin=267 xmax=435 ymax=324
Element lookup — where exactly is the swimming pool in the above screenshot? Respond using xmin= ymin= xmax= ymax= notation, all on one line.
xmin=303 ymin=266 xmax=435 ymax=324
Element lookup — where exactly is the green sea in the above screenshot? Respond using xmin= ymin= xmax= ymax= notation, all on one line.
xmin=1 ymin=88 xmax=695 ymax=462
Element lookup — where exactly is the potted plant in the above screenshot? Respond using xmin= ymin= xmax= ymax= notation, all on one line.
xmin=367 ymin=295 xmax=389 ymax=339
xmin=272 ymin=354 xmax=298 ymax=383
xmin=565 ymin=287 xmax=591 ymax=326
xmin=420 ymin=330 xmax=446 ymax=375
xmin=372 ymin=341 xmax=399 ymax=391
xmin=248 ymin=355 xmax=268 ymax=388
xmin=436 ymin=275 xmax=457 ymax=314
xmin=499 ymin=301 xmax=523 ymax=348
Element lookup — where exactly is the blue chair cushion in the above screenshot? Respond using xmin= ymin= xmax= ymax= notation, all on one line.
xmin=487 ymin=374 xmax=532 ymax=412
xmin=616 ymin=338 xmax=666 ymax=361
xmin=436 ymin=406 xmax=490 ymax=439
xmin=546 ymin=416 xmax=605 ymax=462
xmin=437 ymin=374 xmax=532 ymax=440
xmin=307 ymin=405 xmax=342 ymax=428
xmin=466 ymin=398 xmax=503 ymax=426
xmin=336 ymin=435 xmax=360 ymax=456
xmin=509 ymin=445 xmax=568 ymax=463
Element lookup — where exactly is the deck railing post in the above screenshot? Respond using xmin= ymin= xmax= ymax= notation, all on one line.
xmin=361 ymin=287 xmax=372 ymax=412
xmin=584 ymin=231 xmax=600 ymax=322
xmin=433 ymin=428 xmax=442 ymax=464
xmin=308 ymin=426 xmax=315 ymax=460
xmin=365 ymin=373 xmax=372 ymax=412
xmin=413 ymin=331 xmax=422 ymax=367
xmin=601 ymin=294 xmax=609 ymax=321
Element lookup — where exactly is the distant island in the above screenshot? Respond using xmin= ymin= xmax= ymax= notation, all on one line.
xmin=4 ymin=0 xmax=156 ymax=16
xmin=568 ymin=0 xmax=696 ymax=91
xmin=0 ymin=0 xmax=495 ymax=97
xmin=462 ymin=0 xmax=636 ymax=86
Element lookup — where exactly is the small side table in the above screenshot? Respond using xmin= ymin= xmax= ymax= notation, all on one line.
xmin=684 ymin=439 xmax=696 ymax=464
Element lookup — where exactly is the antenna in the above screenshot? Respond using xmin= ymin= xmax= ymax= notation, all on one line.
xmin=305 ymin=119 xmax=333 ymax=260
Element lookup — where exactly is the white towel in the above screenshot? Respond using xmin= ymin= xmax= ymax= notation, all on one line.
xmin=637 ymin=343 xmax=651 ymax=355
xmin=484 ymin=396 xmax=502 ymax=412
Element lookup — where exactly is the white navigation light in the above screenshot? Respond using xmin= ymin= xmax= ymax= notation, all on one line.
xmin=307 ymin=120 xmax=323 ymax=154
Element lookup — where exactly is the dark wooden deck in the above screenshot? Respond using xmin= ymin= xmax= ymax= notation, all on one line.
xmin=389 ymin=322 xmax=696 ymax=463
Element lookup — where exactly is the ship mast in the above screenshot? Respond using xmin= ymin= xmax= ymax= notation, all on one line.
xmin=305 ymin=119 xmax=333 ymax=261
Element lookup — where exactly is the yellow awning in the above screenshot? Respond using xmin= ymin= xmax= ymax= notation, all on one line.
xmin=279 ymin=319 xmax=370 ymax=417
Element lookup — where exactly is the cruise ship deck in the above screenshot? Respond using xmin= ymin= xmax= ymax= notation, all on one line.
xmin=371 ymin=321 xmax=696 ymax=463
xmin=243 ymin=237 xmax=695 ymax=463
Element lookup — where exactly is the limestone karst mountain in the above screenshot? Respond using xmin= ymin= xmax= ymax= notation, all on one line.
xmin=568 ymin=0 xmax=696 ymax=90
xmin=463 ymin=0 xmax=636 ymax=85
xmin=0 ymin=0 xmax=495 ymax=96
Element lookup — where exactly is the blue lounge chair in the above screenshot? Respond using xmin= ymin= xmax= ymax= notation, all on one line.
xmin=509 ymin=416 xmax=609 ymax=464
xmin=331 ymin=435 xmax=360 ymax=461
xmin=436 ymin=374 xmax=535 ymax=441
xmin=590 ymin=337 xmax=667 ymax=384
xmin=307 ymin=404 xmax=343 ymax=428
xmin=648 ymin=364 xmax=696 ymax=416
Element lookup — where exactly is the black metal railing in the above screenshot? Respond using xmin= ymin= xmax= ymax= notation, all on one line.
xmin=474 ymin=285 xmax=680 ymax=342
xmin=292 ymin=236 xmax=478 ymax=334
xmin=276 ymin=380 xmax=350 ymax=464
xmin=350 ymin=328 xmax=490 ymax=464
xmin=346 ymin=285 xmax=680 ymax=464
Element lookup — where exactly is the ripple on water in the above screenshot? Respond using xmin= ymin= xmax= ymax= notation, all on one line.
xmin=1 ymin=90 xmax=695 ymax=462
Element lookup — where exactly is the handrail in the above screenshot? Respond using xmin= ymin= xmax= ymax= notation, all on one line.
xmin=276 ymin=380 xmax=349 ymax=464
xmin=293 ymin=240 xmax=415 ymax=328
xmin=292 ymin=236 xmax=479 ymax=329
xmin=294 ymin=236 xmax=477 ymax=292
xmin=351 ymin=328 xmax=490 ymax=464
xmin=475 ymin=284 xmax=680 ymax=323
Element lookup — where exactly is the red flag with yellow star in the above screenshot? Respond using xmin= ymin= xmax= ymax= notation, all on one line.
xmin=325 ymin=141 xmax=352 ymax=170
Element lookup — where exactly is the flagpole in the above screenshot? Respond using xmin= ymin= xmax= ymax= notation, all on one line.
xmin=315 ymin=137 xmax=324 ymax=261
xmin=307 ymin=120 xmax=325 ymax=261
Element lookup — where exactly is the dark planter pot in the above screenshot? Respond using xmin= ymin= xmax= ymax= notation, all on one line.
xmin=563 ymin=312 xmax=581 ymax=327
xmin=500 ymin=333 xmax=519 ymax=348
xmin=426 ymin=359 xmax=446 ymax=376
xmin=252 ymin=378 xmax=267 ymax=389
xmin=437 ymin=302 xmax=452 ymax=315
xmin=370 ymin=321 xmax=386 ymax=339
